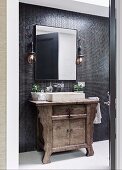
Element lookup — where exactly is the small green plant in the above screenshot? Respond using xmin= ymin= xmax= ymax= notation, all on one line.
xmin=32 ymin=84 xmax=41 ymax=92
xmin=74 ymin=83 xmax=85 ymax=92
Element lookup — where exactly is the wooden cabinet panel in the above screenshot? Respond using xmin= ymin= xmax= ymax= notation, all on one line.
xmin=53 ymin=106 xmax=70 ymax=115
xmin=53 ymin=105 xmax=86 ymax=116
xmin=69 ymin=118 xmax=86 ymax=145
xmin=53 ymin=119 xmax=69 ymax=148
xmin=70 ymin=105 xmax=86 ymax=115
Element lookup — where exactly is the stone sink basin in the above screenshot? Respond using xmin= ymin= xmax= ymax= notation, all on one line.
xmin=46 ymin=92 xmax=85 ymax=102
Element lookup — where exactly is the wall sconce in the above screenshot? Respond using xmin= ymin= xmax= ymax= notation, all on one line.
xmin=76 ymin=37 xmax=85 ymax=65
xmin=27 ymin=42 xmax=36 ymax=64
xmin=76 ymin=45 xmax=84 ymax=65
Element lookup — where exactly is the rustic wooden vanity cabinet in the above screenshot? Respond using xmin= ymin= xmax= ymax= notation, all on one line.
xmin=31 ymin=99 xmax=98 ymax=164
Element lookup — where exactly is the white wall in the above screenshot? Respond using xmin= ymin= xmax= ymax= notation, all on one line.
xmin=74 ymin=0 xmax=109 ymax=7
xmin=116 ymin=0 xmax=122 ymax=169
xmin=19 ymin=0 xmax=109 ymax=17
xmin=7 ymin=0 xmax=19 ymax=169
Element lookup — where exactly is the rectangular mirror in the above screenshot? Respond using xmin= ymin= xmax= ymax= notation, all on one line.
xmin=34 ymin=25 xmax=77 ymax=80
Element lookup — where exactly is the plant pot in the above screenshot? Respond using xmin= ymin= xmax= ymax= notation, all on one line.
xmin=31 ymin=92 xmax=40 ymax=101
xmin=31 ymin=92 xmax=46 ymax=101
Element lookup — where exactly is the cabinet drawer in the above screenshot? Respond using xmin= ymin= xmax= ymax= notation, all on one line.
xmin=53 ymin=105 xmax=70 ymax=116
xmin=70 ymin=105 xmax=86 ymax=115
xmin=53 ymin=105 xmax=86 ymax=116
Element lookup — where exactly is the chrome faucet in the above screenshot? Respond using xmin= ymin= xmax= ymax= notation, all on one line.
xmin=53 ymin=82 xmax=64 ymax=92
xmin=46 ymin=82 xmax=53 ymax=92
xmin=46 ymin=82 xmax=64 ymax=92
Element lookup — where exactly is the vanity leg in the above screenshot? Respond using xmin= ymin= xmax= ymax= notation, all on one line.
xmin=38 ymin=106 xmax=53 ymax=164
xmin=42 ymin=151 xmax=52 ymax=164
xmin=86 ymin=104 xmax=96 ymax=157
xmin=86 ymin=145 xmax=94 ymax=156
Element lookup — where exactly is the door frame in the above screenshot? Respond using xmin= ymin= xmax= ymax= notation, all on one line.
xmin=116 ymin=0 xmax=122 ymax=169
xmin=6 ymin=0 xmax=117 ymax=169
xmin=7 ymin=0 xmax=19 ymax=169
xmin=109 ymin=0 xmax=116 ymax=169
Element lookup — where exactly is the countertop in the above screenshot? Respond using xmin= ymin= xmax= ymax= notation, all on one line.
xmin=30 ymin=98 xmax=99 ymax=106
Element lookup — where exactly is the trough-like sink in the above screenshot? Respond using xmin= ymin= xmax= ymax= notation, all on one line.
xmin=46 ymin=92 xmax=85 ymax=102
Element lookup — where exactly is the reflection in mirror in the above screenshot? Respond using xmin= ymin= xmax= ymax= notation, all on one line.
xmin=34 ymin=25 xmax=77 ymax=80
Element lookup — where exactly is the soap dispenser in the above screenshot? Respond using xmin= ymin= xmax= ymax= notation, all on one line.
xmin=38 ymin=89 xmax=46 ymax=101
xmin=49 ymin=82 xmax=53 ymax=92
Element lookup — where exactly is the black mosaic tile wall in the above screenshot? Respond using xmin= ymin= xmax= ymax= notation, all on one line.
xmin=19 ymin=3 xmax=109 ymax=152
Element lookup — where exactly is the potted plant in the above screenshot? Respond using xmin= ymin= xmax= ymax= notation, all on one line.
xmin=31 ymin=84 xmax=47 ymax=101
xmin=73 ymin=82 xmax=85 ymax=92
xmin=31 ymin=84 xmax=41 ymax=101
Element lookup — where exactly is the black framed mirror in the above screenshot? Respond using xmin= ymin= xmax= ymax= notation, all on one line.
xmin=34 ymin=25 xmax=77 ymax=80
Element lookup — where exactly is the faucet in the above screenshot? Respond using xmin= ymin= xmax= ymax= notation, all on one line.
xmin=53 ymin=82 xmax=64 ymax=92
xmin=46 ymin=82 xmax=64 ymax=92
xmin=46 ymin=82 xmax=53 ymax=92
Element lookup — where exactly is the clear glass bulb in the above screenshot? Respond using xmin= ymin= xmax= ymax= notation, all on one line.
xmin=28 ymin=52 xmax=36 ymax=64
xmin=76 ymin=56 xmax=83 ymax=65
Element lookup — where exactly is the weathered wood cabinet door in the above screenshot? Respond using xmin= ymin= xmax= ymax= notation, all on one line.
xmin=69 ymin=118 xmax=86 ymax=145
xmin=52 ymin=117 xmax=86 ymax=147
xmin=53 ymin=119 xmax=70 ymax=148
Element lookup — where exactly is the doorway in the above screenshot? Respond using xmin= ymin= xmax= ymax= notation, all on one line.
xmin=19 ymin=1 xmax=114 ymax=169
xmin=6 ymin=0 xmax=116 ymax=169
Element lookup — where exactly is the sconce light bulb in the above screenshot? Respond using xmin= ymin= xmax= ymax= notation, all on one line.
xmin=79 ymin=57 xmax=83 ymax=63
xmin=76 ymin=56 xmax=83 ymax=65
xmin=27 ymin=53 xmax=36 ymax=64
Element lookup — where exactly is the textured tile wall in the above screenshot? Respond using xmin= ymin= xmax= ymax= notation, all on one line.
xmin=19 ymin=3 xmax=109 ymax=152
xmin=0 ymin=0 xmax=6 ymax=168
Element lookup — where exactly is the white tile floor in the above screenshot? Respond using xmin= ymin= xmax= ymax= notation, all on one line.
xmin=19 ymin=140 xmax=109 ymax=170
